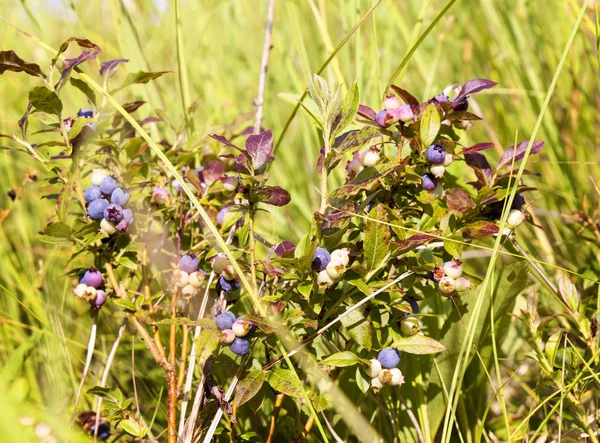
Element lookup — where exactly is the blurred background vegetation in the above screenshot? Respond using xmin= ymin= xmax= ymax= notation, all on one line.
xmin=1 ymin=0 xmax=599 ymax=441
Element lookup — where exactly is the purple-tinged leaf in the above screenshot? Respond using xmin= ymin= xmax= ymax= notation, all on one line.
xmin=357 ymin=104 xmax=376 ymax=121
xmin=390 ymin=85 xmax=419 ymax=106
xmin=18 ymin=102 xmax=33 ymax=138
xmin=393 ymin=234 xmax=439 ymax=255
xmin=465 ymin=153 xmax=493 ymax=186
xmin=462 ymin=221 xmax=499 ymax=239
xmin=209 ymin=134 xmax=244 ymax=153
xmin=52 ymin=37 xmax=100 ymax=65
xmin=245 ymin=130 xmax=274 ymax=169
xmin=201 ymin=161 xmax=224 ymax=187
xmin=255 ymin=186 xmax=291 ymax=207
xmin=446 ymin=188 xmax=474 ymax=213
xmin=333 ymin=127 xmax=380 ymax=152
xmin=274 ymin=240 xmax=295 ymax=258
xmin=100 ymin=58 xmax=129 ymax=77
xmin=0 ymin=50 xmax=45 ymax=78
xmin=53 ymin=39 xmax=102 ymax=91
xmin=496 ymin=169 xmax=542 ymax=180
xmin=455 ymin=78 xmax=498 ymax=102
xmin=141 ymin=116 xmax=162 ymax=125
xmin=462 ymin=142 xmax=495 ymax=154
xmin=497 ymin=141 xmax=544 ymax=170
xmin=443 ymin=111 xmax=482 ymax=122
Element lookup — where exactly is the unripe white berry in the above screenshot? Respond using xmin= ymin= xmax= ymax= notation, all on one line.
xmin=222 ymin=265 xmax=236 ymax=281
xmin=223 ymin=176 xmax=239 ymax=192
xmin=90 ymin=168 xmax=109 ymax=186
xmin=330 ymin=249 xmax=350 ymax=267
xmin=232 ymin=320 xmax=251 ymax=337
xmin=365 ymin=359 xmax=382 ymax=378
xmin=383 ymin=95 xmax=402 ymax=110
xmin=439 ymin=276 xmax=456 ymax=294
xmin=389 ymin=368 xmax=405 ymax=386
xmin=173 ymin=270 xmax=190 ymax=288
xmin=219 ymin=329 xmax=236 ymax=344
xmin=181 ymin=284 xmax=196 ymax=297
xmin=326 ymin=260 xmax=346 ymax=280
xmin=443 ymin=154 xmax=453 ymax=166
xmin=100 ymin=218 xmax=117 ymax=235
xmin=74 ymin=283 xmax=88 ymax=298
xmin=347 ymin=157 xmax=364 ymax=176
xmin=432 ymin=183 xmax=445 ymax=198
xmin=212 ymin=253 xmax=230 ymax=274
xmin=317 ymin=270 xmax=334 ymax=289
xmin=82 ymin=285 xmax=97 ymax=300
xmin=442 ymin=260 xmax=463 ymax=279
xmin=455 ymin=277 xmax=472 ymax=292
xmin=189 ymin=272 xmax=204 ymax=288
xmin=378 ymin=368 xmax=393 ymax=384
xmin=507 ymin=209 xmax=526 ymax=228
xmin=371 ymin=377 xmax=383 ymax=391
xmin=430 ymin=164 xmax=445 ymax=178
xmin=360 ymin=148 xmax=380 ymax=168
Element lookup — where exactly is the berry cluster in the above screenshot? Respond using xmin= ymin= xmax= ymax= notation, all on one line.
xmin=365 ymin=349 xmax=405 ymax=391
xmin=313 ymin=247 xmax=351 ymax=289
xmin=214 ymin=310 xmax=255 ymax=355
xmin=212 ymin=253 xmax=241 ymax=293
xmin=85 ymin=169 xmax=133 ymax=235
xmin=433 ymin=260 xmax=472 ymax=296
xmin=173 ymin=254 xmax=205 ymax=297
xmin=73 ymin=267 xmax=107 ymax=309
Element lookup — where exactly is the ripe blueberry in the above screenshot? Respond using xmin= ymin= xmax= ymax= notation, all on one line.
xmin=407 ymin=296 xmax=419 ymax=314
xmin=84 ymin=186 xmax=102 ymax=203
xmin=377 ymin=348 xmax=401 ymax=368
xmin=99 ymin=176 xmax=118 ymax=196
xmin=425 ymin=144 xmax=446 ymax=164
xmin=421 ymin=174 xmax=436 ymax=191
xmin=87 ymin=198 xmax=109 ymax=220
xmin=511 ymin=193 xmax=525 ymax=210
xmin=312 ymin=248 xmax=331 ymax=272
xmin=230 ymin=337 xmax=250 ymax=355
xmin=90 ymin=422 xmax=111 ymax=441
xmin=77 ymin=109 xmax=94 ymax=118
xmin=81 ymin=268 xmax=103 ymax=288
xmin=122 ymin=208 xmax=134 ymax=225
xmin=91 ymin=290 xmax=107 ymax=309
xmin=217 ymin=276 xmax=239 ymax=293
xmin=217 ymin=207 xmax=230 ymax=225
xmin=103 ymin=203 xmax=124 ymax=223
xmin=214 ymin=310 xmax=236 ymax=330
xmin=110 ymin=188 xmax=130 ymax=206
xmin=179 ymin=254 xmax=199 ymax=273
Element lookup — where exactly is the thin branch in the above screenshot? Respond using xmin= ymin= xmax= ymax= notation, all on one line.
xmin=266 ymin=393 xmax=285 ymax=443
xmin=72 ymin=310 xmax=98 ymax=424
xmin=253 ymin=0 xmax=277 ymax=134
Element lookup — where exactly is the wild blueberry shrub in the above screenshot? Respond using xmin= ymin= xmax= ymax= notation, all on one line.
xmin=1 ymin=38 xmax=564 ymax=441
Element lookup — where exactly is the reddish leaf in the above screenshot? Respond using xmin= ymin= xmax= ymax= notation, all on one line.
xmin=141 ymin=116 xmax=162 ymax=125
xmin=53 ymin=38 xmax=102 ymax=91
xmin=274 ymin=241 xmax=295 ymax=258
xmin=393 ymin=234 xmax=439 ymax=255
xmin=245 ymin=130 xmax=274 ymax=169
xmin=446 ymin=188 xmax=474 ymax=213
xmin=122 ymin=101 xmax=146 ymax=113
xmin=209 ymin=133 xmax=244 ymax=153
xmin=464 ymin=153 xmax=493 ymax=186
xmin=462 ymin=142 xmax=495 ymax=154
xmin=443 ymin=111 xmax=482 ymax=121
xmin=454 ymin=78 xmax=498 ymax=102
xmin=0 ymin=50 xmax=45 ymax=78
xmin=200 ymin=161 xmax=224 ymax=186
xmin=462 ymin=221 xmax=499 ymax=239
xmin=497 ymin=141 xmax=544 ymax=170
xmin=255 ymin=186 xmax=291 ymax=207
xmin=100 ymin=58 xmax=129 ymax=77
xmin=357 ymin=104 xmax=376 ymax=121
xmin=390 ymin=85 xmax=420 ymax=106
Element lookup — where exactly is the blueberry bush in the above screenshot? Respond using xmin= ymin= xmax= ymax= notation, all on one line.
xmin=1 ymin=2 xmax=600 ymax=442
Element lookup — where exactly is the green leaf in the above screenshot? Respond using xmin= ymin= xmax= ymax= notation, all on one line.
xmin=331 ymin=80 xmax=359 ymax=137
xmin=69 ymin=78 xmax=96 ymax=106
xmin=125 ymin=137 xmax=147 ymax=159
xmin=364 ymin=204 xmax=391 ymax=272
xmin=194 ymin=329 xmax=220 ymax=365
xmin=69 ymin=118 xmax=94 ymax=139
xmin=44 ymin=222 xmax=71 ymax=238
xmin=443 ymin=233 xmax=463 ymax=258
xmin=116 ymin=70 xmax=170 ymax=91
xmin=355 ymin=366 xmax=370 ymax=393
xmin=320 ymin=351 xmax=360 ymax=367
xmin=120 ymin=419 xmax=143 ymax=437
xmin=393 ymin=334 xmax=446 ymax=354
xmin=29 ymin=86 xmax=63 ymax=115
xmin=558 ymin=273 xmax=579 ymax=312
xmin=267 ymin=369 xmax=304 ymax=398
xmin=235 ymin=370 xmax=266 ymax=407
xmin=113 ymin=298 xmax=137 ymax=311
xmin=86 ymin=386 xmax=111 ymax=397
xmin=340 ymin=309 xmax=372 ymax=351
xmin=118 ymin=255 xmax=138 ymax=270
xmin=419 ymin=103 xmax=440 ymax=146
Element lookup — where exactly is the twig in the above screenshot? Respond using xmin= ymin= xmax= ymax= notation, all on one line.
xmin=130 ymin=316 xmax=173 ymax=372
xmin=266 ymin=393 xmax=285 ymax=443
xmin=72 ymin=310 xmax=98 ymax=424
xmin=263 ymin=271 xmax=414 ymax=371
xmin=168 ymin=287 xmax=180 ymax=443
xmin=399 ymin=396 xmax=425 ymax=443
xmin=296 ymin=415 xmax=315 ymax=443
xmin=320 ymin=412 xmax=344 ymax=443
xmin=93 ymin=321 xmax=127 ymax=441
xmin=253 ymin=0 xmax=277 ymax=134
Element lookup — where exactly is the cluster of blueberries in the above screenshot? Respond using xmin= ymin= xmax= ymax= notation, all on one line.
xmin=84 ymin=169 xmax=133 ymax=235
xmin=214 ymin=310 xmax=254 ymax=356
xmin=432 ymin=260 xmax=472 ymax=296
xmin=73 ymin=267 xmax=107 ymax=309
xmin=211 ymin=253 xmax=241 ymax=293
xmin=174 ymin=254 xmax=206 ymax=297
xmin=366 ymin=349 xmax=405 ymax=390
xmin=312 ymin=247 xmax=351 ymax=290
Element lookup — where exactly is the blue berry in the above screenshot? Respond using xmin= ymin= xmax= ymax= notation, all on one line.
xmin=77 ymin=109 xmax=94 ymax=118
xmin=90 ymin=422 xmax=111 ymax=440
xmin=179 ymin=254 xmax=198 ymax=273
xmin=87 ymin=198 xmax=109 ymax=220
xmin=407 ymin=297 xmax=419 ymax=314
xmin=425 ymin=144 xmax=446 ymax=164
xmin=217 ymin=207 xmax=230 ymax=225
xmin=103 ymin=203 xmax=124 ymax=223
xmin=123 ymin=208 xmax=134 ymax=224
xmin=312 ymin=248 xmax=331 ymax=272
xmin=91 ymin=290 xmax=107 ymax=309
xmin=230 ymin=337 xmax=250 ymax=355
xmin=452 ymin=96 xmax=469 ymax=112
xmin=378 ymin=348 xmax=401 ymax=368
xmin=511 ymin=193 xmax=525 ymax=210
xmin=99 ymin=176 xmax=118 ymax=196
xmin=421 ymin=174 xmax=436 ymax=191
xmin=84 ymin=186 xmax=102 ymax=203
xmin=110 ymin=188 xmax=130 ymax=206
xmin=214 ymin=310 xmax=236 ymax=330
xmin=217 ymin=276 xmax=240 ymax=293
xmin=81 ymin=268 xmax=103 ymax=288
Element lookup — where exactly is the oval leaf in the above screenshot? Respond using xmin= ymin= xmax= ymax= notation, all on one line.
xmin=235 ymin=370 xmax=266 ymax=407
xmin=393 ymin=334 xmax=446 ymax=354
xmin=419 ymin=103 xmax=440 ymax=146
xmin=320 ymin=351 xmax=360 ymax=367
